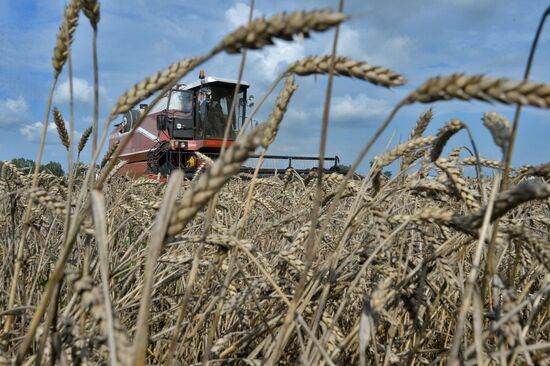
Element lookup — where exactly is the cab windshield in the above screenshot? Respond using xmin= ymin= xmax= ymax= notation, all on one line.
xmin=197 ymin=86 xmax=244 ymax=139
xmin=149 ymin=89 xmax=193 ymax=115
xmin=169 ymin=90 xmax=193 ymax=113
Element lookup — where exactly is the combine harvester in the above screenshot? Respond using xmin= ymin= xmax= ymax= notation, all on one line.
xmin=109 ymin=71 xmax=340 ymax=178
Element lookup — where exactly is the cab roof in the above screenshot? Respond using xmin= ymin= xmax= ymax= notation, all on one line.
xmin=182 ymin=76 xmax=250 ymax=91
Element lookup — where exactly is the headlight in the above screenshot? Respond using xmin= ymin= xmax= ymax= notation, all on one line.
xmin=176 ymin=123 xmax=182 ymax=129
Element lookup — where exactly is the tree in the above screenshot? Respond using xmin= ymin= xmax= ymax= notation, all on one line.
xmin=332 ymin=164 xmax=351 ymax=174
xmin=11 ymin=158 xmax=35 ymax=174
xmin=10 ymin=158 xmax=66 ymax=176
xmin=43 ymin=161 xmax=65 ymax=177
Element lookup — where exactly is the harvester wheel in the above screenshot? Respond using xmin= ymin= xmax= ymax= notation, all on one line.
xmin=122 ymin=110 xmax=141 ymax=131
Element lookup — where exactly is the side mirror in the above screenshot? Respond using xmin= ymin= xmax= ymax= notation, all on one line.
xmin=247 ymin=95 xmax=255 ymax=108
xmin=156 ymin=114 xmax=167 ymax=130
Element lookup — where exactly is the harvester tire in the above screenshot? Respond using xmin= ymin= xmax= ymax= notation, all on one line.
xmin=122 ymin=109 xmax=141 ymax=132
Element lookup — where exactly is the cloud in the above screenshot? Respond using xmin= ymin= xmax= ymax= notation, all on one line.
xmin=222 ymin=2 xmax=306 ymax=83
xmin=20 ymin=122 xmax=57 ymax=142
xmin=224 ymin=2 xmax=262 ymax=29
xmin=285 ymin=107 xmax=309 ymax=124
xmin=248 ymin=40 xmax=305 ymax=82
xmin=0 ymin=96 xmax=29 ymax=126
xmin=330 ymin=93 xmax=391 ymax=124
xmin=335 ymin=26 xmax=418 ymax=70
xmin=53 ymin=77 xmax=106 ymax=104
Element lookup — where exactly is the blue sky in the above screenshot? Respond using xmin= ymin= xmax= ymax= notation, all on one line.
xmin=1 ymin=0 xmax=549 ymax=173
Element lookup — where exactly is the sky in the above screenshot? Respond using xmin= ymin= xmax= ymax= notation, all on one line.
xmin=1 ymin=0 xmax=550 ymax=173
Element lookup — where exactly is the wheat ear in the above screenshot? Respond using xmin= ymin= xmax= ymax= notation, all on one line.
xmin=376 ymin=136 xmax=436 ymax=169
xmin=52 ymin=107 xmax=70 ymax=150
xmin=405 ymin=74 xmax=550 ymax=108
xmin=52 ymin=0 xmax=80 ymax=77
xmin=453 ymin=180 xmax=550 ymax=230
xmin=482 ymin=111 xmax=512 ymax=154
xmin=215 ymin=10 xmax=347 ymax=54
xmin=516 ymin=162 xmax=550 ymax=181
xmin=507 ymin=225 xmax=550 ymax=272
xmin=79 ymin=0 xmax=100 ymax=29
xmin=388 ymin=206 xmax=454 ymax=226
xmin=409 ymin=108 xmax=433 ymax=139
xmin=371 ymin=136 xmax=435 ymax=192
xmin=430 ymin=119 xmax=465 ymax=162
xmin=436 ymin=157 xmax=480 ymax=211
xmin=400 ymin=109 xmax=434 ymax=170
xmin=74 ymin=276 xmax=132 ymax=365
xmin=78 ymin=126 xmax=92 ymax=154
xmin=167 ymin=126 xmax=265 ymax=235
xmin=286 ymin=55 xmax=406 ymax=87
xmin=262 ymin=76 xmax=298 ymax=148
xmin=461 ymin=156 xmax=503 ymax=170
xmin=100 ymin=141 xmax=119 ymax=168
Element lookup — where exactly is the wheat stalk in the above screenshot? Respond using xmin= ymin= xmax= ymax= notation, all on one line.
xmin=287 ymin=55 xmax=406 ymax=87
xmin=405 ymin=74 xmax=550 ymax=107
xmin=215 ymin=10 xmax=347 ymax=54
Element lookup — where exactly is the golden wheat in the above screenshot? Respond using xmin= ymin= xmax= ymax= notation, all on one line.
xmin=406 ymin=74 xmax=550 ymax=107
xmin=215 ymin=10 xmax=348 ymax=54
xmin=286 ymin=55 xmax=406 ymax=87
xmin=52 ymin=0 xmax=80 ymax=77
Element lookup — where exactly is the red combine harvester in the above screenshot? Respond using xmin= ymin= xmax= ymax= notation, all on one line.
xmin=109 ymin=71 xmax=340 ymax=178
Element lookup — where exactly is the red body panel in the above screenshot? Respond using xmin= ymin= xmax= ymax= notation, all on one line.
xmin=109 ymin=110 xmax=235 ymax=178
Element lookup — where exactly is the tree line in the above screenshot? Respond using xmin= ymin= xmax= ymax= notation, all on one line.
xmin=2 ymin=158 xmax=65 ymax=177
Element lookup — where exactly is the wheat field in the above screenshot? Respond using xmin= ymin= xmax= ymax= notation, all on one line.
xmin=1 ymin=1 xmax=550 ymax=365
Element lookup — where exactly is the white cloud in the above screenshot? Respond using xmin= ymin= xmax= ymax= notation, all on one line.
xmin=285 ymin=107 xmax=309 ymax=124
xmin=0 ymin=96 xmax=29 ymax=126
xmin=224 ymin=2 xmax=262 ymax=29
xmin=54 ymin=77 xmax=106 ymax=104
xmin=223 ymin=2 xmax=305 ymax=82
xmin=248 ymin=40 xmax=305 ymax=82
xmin=20 ymin=121 xmax=57 ymax=142
xmin=335 ymin=26 xmax=417 ymax=70
xmin=330 ymin=93 xmax=391 ymax=123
